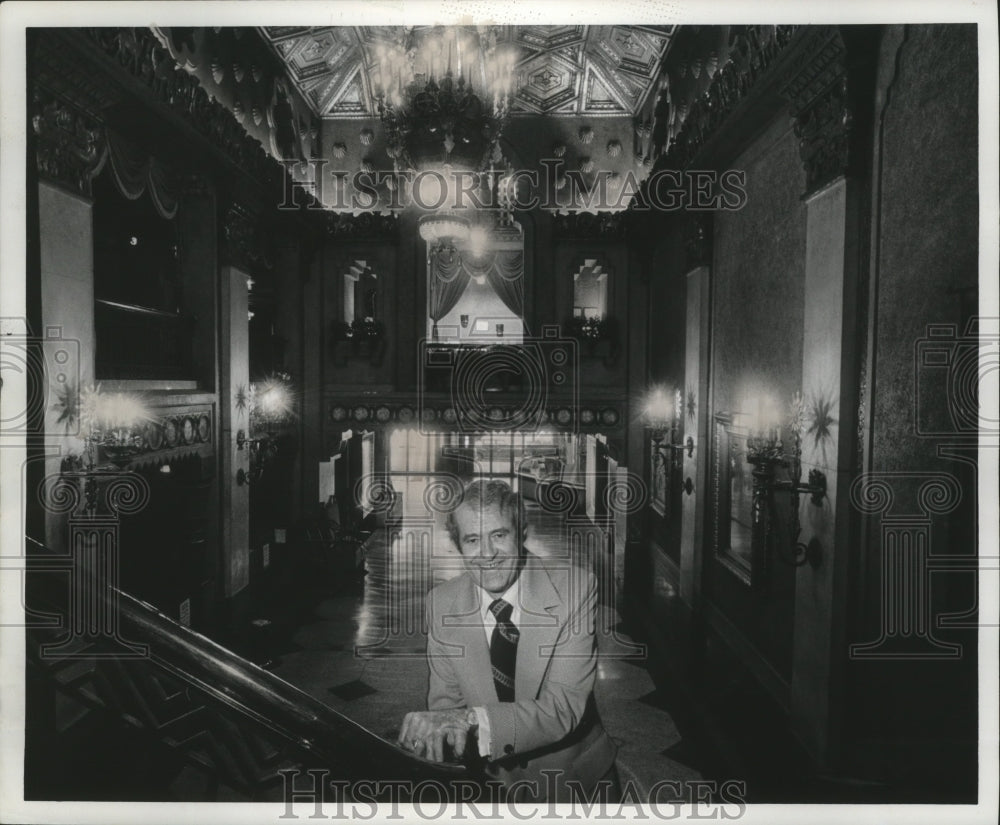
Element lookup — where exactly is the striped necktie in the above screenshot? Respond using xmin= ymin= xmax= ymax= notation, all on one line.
xmin=489 ymin=598 xmax=519 ymax=702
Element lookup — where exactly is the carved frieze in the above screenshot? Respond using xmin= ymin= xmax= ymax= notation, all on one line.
xmin=328 ymin=400 xmax=624 ymax=432
xmin=32 ymin=90 xmax=107 ymax=197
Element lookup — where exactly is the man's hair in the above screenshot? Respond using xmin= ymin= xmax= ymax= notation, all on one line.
xmin=445 ymin=479 xmax=526 ymax=549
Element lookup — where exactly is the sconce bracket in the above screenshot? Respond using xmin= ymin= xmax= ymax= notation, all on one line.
xmin=806 ymin=469 xmax=826 ymax=506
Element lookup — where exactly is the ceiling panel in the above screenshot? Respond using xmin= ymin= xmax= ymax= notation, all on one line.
xmin=259 ymin=24 xmax=674 ymax=119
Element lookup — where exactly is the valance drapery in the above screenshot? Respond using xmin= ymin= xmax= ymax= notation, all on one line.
xmin=428 ymin=248 xmax=524 ymax=332
xmin=105 ymin=131 xmax=181 ymax=219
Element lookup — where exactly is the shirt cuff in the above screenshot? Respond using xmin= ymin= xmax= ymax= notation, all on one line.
xmin=472 ymin=706 xmax=491 ymax=758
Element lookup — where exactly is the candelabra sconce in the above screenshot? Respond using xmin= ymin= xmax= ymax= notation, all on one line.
xmin=496 ymin=323 xmax=505 ymax=338
xmin=60 ymin=455 xmax=102 ymax=514
xmin=652 ymin=430 xmax=696 ymax=473
xmin=745 ymin=430 xmax=826 ymax=568
xmin=236 ymin=431 xmax=280 ymax=486
xmin=460 ymin=314 xmax=469 ymax=328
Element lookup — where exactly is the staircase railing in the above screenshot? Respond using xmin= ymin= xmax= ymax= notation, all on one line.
xmin=24 ymin=536 xmax=472 ymax=801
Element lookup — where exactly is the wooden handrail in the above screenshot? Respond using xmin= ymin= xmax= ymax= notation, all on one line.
xmin=24 ymin=536 xmax=470 ymax=787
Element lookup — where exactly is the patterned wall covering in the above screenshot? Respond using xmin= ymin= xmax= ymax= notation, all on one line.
xmin=259 ymin=25 xmax=674 ymax=119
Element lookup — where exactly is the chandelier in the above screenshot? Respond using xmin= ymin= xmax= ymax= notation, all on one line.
xmin=373 ymin=27 xmax=516 ymax=173
xmin=418 ymin=213 xmax=470 ymax=246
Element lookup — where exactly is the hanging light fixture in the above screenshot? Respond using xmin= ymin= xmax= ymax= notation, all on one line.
xmin=373 ymin=26 xmax=516 ymax=173
xmin=418 ymin=212 xmax=470 ymax=246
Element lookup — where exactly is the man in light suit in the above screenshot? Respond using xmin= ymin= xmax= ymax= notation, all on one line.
xmin=398 ymin=479 xmax=618 ymax=802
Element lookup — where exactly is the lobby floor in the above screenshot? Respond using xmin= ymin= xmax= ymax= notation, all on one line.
xmin=264 ymin=476 xmax=704 ymax=797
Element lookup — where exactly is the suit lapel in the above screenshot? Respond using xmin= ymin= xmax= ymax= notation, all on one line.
xmin=445 ymin=573 xmax=496 ymax=705
xmin=514 ymin=561 xmax=563 ymax=701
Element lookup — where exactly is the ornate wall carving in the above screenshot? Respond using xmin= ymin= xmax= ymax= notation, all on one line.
xmin=31 ymin=89 xmax=107 ymax=197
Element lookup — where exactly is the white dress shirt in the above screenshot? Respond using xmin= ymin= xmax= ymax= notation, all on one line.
xmin=471 ymin=578 xmax=520 ymax=757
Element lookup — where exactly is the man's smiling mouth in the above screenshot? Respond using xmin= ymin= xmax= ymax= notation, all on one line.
xmin=478 ymin=559 xmax=504 ymax=570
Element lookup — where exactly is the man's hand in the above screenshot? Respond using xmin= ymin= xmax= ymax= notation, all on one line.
xmin=398 ymin=709 xmax=476 ymax=763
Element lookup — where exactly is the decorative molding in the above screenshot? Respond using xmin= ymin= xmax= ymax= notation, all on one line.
xmin=328 ymin=400 xmax=624 ymax=432
xmin=31 ymin=89 xmax=107 ymax=197
xmin=660 ymin=25 xmax=799 ymax=172
xmin=82 ymin=27 xmax=283 ymax=190
xmin=552 ymin=211 xmax=627 ymax=240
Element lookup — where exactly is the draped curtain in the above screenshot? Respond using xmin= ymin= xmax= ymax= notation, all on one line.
xmin=485 ymin=250 xmax=524 ymax=318
xmin=429 ymin=248 xmax=524 ymax=335
xmin=105 ymin=132 xmax=181 ymax=219
xmin=428 ymin=249 xmax=471 ymax=337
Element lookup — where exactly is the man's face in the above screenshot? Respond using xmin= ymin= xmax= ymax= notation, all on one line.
xmin=453 ymin=500 xmax=524 ymax=596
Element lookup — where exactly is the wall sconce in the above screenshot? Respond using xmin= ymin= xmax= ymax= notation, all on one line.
xmin=644 ymin=387 xmax=695 ymax=476
xmin=235 ymin=374 xmax=294 ymax=486
xmin=460 ymin=314 xmax=469 ymax=328
xmin=744 ymin=392 xmax=826 ymax=567
xmin=58 ymin=386 xmax=151 ymax=512
xmin=236 ymin=432 xmax=279 ymax=486
xmin=496 ymin=323 xmax=505 ymax=338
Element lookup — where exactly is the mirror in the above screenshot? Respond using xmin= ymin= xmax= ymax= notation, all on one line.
xmin=572 ymin=258 xmax=608 ymax=319
xmin=712 ymin=412 xmax=763 ymax=586
xmin=343 ymin=260 xmax=378 ymax=324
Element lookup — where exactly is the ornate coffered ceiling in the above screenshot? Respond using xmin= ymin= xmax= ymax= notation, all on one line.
xmin=259 ymin=25 xmax=675 ymax=119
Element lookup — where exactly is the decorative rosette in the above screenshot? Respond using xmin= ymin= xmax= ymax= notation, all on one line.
xmin=578 ymin=125 xmax=594 ymax=144
xmin=606 ymin=140 xmax=622 ymax=158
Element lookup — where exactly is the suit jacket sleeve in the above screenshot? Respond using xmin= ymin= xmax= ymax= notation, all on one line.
xmin=426 ymin=597 xmax=467 ymax=711
xmin=483 ymin=569 xmax=598 ymax=760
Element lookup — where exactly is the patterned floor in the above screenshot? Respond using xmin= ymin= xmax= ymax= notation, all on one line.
xmin=268 ymin=477 xmax=703 ymax=796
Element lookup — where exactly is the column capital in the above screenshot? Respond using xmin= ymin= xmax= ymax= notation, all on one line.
xmin=778 ymin=27 xmax=860 ymax=197
xmin=32 ymin=88 xmax=107 ymax=198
